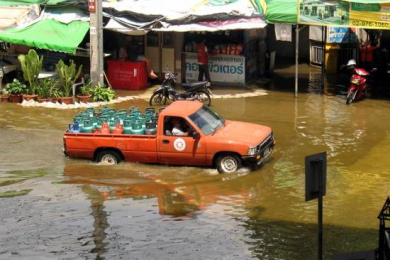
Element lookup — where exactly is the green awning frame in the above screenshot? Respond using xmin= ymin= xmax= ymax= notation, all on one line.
xmin=344 ymin=0 xmax=390 ymax=3
xmin=0 ymin=0 xmax=79 ymax=6
xmin=0 ymin=19 xmax=89 ymax=54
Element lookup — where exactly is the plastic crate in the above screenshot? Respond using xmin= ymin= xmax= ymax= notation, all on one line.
xmin=107 ymin=60 xmax=148 ymax=90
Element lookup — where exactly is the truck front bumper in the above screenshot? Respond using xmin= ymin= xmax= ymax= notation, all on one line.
xmin=242 ymin=142 xmax=275 ymax=166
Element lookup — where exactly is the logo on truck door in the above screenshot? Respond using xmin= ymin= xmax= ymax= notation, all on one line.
xmin=173 ymin=138 xmax=186 ymax=151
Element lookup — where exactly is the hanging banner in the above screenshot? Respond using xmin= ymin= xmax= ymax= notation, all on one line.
xmin=251 ymin=0 xmax=390 ymax=30
xmin=327 ymin=27 xmax=358 ymax=43
xmin=348 ymin=2 xmax=390 ymax=29
xmin=275 ymin=23 xmax=292 ymax=42
xmin=298 ymin=0 xmax=389 ymax=30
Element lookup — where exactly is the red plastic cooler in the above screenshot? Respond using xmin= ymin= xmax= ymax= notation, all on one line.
xmin=107 ymin=60 xmax=148 ymax=90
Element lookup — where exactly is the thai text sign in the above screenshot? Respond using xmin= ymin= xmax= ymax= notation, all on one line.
xmin=327 ymin=27 xmax=358 ymax=43
xmin=88 ymin=0 xmax=96 ymax=13
xmin=184 ymin=52 xmax=245 ymax=85
xmin=349 ymin=2 xmax=390 ymax=29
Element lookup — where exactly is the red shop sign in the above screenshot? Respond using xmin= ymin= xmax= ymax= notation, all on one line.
xmin=88 ymin=0 xmax=96 ymax=13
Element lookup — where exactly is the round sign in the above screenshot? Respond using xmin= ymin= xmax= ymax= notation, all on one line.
xmin=173 ymin=138 xmax=186 ymax=151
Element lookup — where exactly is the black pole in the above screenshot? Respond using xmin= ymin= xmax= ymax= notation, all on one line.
xmin=321 ymin=26 xmax=327 ymax=94
xmin=318 ymin=194 xmax=323 ymax=260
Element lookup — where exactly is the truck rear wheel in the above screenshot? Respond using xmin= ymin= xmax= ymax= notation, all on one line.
xmin=96 ymin=150 xmax=121 ymax=165
xmin=216 ymin=154 xmax=241 ymax=173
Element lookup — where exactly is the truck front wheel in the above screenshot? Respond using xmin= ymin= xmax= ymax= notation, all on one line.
xmin=96 ymin=150 xmax=122 ymax=165
xmin=216 ymin=154 xmax=241 ymax=173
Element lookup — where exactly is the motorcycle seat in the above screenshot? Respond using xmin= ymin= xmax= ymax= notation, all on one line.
xmin=181 ymin=81 xmax=208 ymax=90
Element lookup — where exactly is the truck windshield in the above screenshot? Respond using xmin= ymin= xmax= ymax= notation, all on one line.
xmin=189 ymin=106 xmax=224 ymax=135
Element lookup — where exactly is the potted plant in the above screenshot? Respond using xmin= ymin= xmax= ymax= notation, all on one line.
xmin=90 ymin=85 xmax=116 ymax=102
xmin=77 ymin=81 xmax=92 ymax=103
xmin=1 ymin=89 xmax=9 ymax=102
xmin=18 ymin=49 xmax=43 ymax=101
xmin=49 ymin=87 xmax=62 ymax=103
xmin=56 ymin=59 xmax=82 ymax=104
xmin=5 ymin=79 xmax=27 ymax=103
xmin=35 ymin=78 xmax=58 ymax=103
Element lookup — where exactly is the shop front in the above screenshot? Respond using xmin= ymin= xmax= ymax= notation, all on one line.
xmin=104 ymin=32 xmax=150 ymax=90
xmin=101 ymin=0 xmax=267 ymax=88
xmin=181 ymin=29 xmax=266 ymax=86
xmin=109 ymin=28 xmax=267 ymax=88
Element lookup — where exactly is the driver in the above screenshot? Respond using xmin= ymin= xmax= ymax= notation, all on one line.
xmin=171 ymin=118 xmax=188 ymax=136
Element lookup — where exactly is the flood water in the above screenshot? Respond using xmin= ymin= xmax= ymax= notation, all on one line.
xmin=0 ymin=91 xmax=389 ymax=259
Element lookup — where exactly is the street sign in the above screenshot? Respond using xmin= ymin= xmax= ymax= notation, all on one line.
xmin=88 ymin=0 xmax=96 ymax=13
xmin=305 ymin=152 xmax=327 ymax=201
xmin=305 ymin=151 xmax=327 ymax=260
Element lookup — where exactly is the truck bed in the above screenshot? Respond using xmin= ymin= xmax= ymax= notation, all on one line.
xmin=64 ymin=132 xmax=158 ymax=163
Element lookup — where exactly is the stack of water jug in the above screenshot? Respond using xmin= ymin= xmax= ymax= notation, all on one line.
xmin=68 ymin=107 xmax=160 ymax=135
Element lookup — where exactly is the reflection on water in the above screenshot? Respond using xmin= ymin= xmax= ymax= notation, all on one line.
xmin=81 ymin=186 xmax=109 ymax=260
xmin=0 ymin=90 xmax=389 ymax=259
xmin=244 ymin=218 xmax=378 ymax=260
xmin=268 ymin=63 xmax=389 ymax=100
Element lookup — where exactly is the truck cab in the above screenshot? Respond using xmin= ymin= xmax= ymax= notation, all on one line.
xmin=64 ymin=101 xmax=275 ymax=173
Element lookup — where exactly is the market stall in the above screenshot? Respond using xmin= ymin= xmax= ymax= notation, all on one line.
xmin=102 ymin=0 xmax=266 ymax=87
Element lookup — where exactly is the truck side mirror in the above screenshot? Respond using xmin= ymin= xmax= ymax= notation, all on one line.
xmin=192 ymin=131 xmax=200 ymax=140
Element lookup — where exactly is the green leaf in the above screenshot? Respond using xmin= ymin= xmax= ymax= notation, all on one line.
xmin=56 ymin=59 xmax=83 ymax=97
xmin=18 ymin=49 xmax=43 ymax=93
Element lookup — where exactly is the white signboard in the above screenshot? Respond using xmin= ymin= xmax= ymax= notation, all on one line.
xmin=184 ymin=52 xmax=245 ymax=85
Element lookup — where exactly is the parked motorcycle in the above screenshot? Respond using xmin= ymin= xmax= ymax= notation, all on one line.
xmin=149 ymin=72 xmax=212 ymax=106
xmin=345 ymin=59 xmax=372 ymax=105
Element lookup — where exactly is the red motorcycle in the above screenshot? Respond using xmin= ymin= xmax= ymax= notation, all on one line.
xmin=345 ymin=59 xmax=370 ymax=105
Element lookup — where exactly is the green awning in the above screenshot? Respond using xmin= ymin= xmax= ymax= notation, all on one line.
xmin=0 ymin=19 xmax=89 ymax=54
xmin=251 ymin=0 xmax=298 ymax=24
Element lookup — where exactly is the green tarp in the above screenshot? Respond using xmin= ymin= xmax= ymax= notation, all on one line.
xmin=0 ymin=19 xmax=89 ymax=54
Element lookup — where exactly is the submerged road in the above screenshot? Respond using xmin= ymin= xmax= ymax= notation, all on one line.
xmin=0 ymin=90 xmax=389 ymax=259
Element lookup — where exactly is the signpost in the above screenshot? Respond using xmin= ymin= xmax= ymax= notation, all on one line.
xmin=89 ymin=0 xmax=104 ymax=86
xmin=305 ymin=152 xmax=327 ymax=260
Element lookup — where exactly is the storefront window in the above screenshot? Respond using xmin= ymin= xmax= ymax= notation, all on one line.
xmin=183 ymin=31 xmax=244 ymax=55
xmin=147 ymin=32 xmax=159 ymax=47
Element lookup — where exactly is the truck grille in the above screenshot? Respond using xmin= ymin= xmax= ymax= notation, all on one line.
xmin=258 ymin=134 xmax=274 ymax=152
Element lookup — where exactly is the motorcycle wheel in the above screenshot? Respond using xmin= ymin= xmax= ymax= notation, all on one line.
xmin=163 ymin=94 xmax=176 ymax=105
xmin=346 ymin=89 xmax=357 ymax=105
xmin=149 ymin=92 xmax=165 ymax=106
xmin=195 ymin=90 xmax=212 ymax=106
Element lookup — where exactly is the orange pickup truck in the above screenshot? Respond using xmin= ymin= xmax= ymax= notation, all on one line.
xmin=63 ymin=101 xmax=275 ymax=173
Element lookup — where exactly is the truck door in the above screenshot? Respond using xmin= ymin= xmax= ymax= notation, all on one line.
xmin=158 ymin=116 xmax=206 ymax=165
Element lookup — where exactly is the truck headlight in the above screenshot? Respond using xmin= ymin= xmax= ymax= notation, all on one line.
xmin=248 ymin=147 xmax=257 ymax=156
